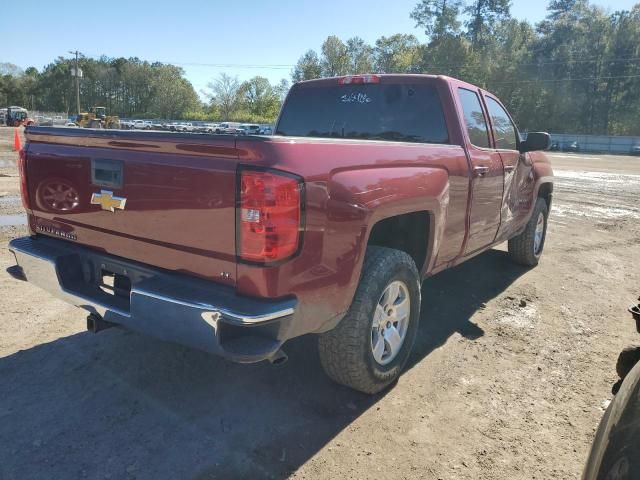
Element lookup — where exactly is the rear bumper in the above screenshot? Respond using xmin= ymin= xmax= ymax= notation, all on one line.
xmin=8 ymin=236 xmax=296 ymax=363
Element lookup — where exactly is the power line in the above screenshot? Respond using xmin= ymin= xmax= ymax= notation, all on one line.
xmin=423 ymin=55 xmax=640 ymax=69
xmin=489 ymin=74 xmax=640 ymax=85
xmin=72 ymin=52 xmax=640 ymax=74
xmin=78 ymin=56 xmax=640 ymax=71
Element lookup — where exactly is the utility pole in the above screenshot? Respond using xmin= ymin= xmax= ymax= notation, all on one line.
xmin=69 ymin=50 xmax=81 ymax=115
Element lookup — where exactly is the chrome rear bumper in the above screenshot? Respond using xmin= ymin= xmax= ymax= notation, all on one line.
xmin=8 ymin=236 xmax=296 ymax=362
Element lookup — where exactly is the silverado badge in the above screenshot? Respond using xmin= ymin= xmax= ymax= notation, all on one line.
xmin=91 ymin=190 xmax=127 ymax=212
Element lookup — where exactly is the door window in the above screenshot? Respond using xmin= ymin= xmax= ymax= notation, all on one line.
xmin=485 ymin=97 xmax=518 ymax=150
xmin=458 ymin=88 xmax=491 ymax=148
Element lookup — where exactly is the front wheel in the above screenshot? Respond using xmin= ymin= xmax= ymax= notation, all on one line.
xmin=508 ymin=197 xmax=549 ymax=267
xmin=318 ymin=246 xmax=421 ymax=394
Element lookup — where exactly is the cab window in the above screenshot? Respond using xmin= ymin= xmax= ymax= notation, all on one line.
xmin=457 ymin=88 xmax=490 ymax=148
xmin=485 ymin=97 xmax=518 ymax=150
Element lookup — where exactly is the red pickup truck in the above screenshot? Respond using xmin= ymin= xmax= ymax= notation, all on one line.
xmin=8 ymin=74 xmax=553 ymax=393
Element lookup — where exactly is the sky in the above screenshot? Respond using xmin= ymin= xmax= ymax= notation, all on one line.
xmin=2 ymin=0 xmax=638 ymax=98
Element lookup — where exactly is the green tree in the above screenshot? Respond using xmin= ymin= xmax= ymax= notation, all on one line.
xmin=239 ymin=76 xmax=281 ymax=120
xmin=465 ymin=0 xmax=512 ymax=48
xmin=346 ymin=37 xmax=375 ymax=73
xmin=274 ymin=78 xmax=290 ymax=102
xmin=321 ymin=36 xmax=350 ymax=76
xmin=205 ymin=73 xmax=241 ymax=120
xmin=292 ymin=50 xmax=322 ymax=82
xmin=374 ymin=34 xmax=421 ymax=73
xmin=149 ymin=65 xmax=201 ymax=119
xmin=411 ymin=0 xmax=463 ymax=41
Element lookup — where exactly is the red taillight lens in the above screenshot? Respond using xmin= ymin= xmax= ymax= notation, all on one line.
xmin=338 ymin=75 xmax=380 ymax=85
xmin=238 ymin=169 xmax=302 ymax=263
xmin=17 ymin=148 xmax=30 ymax=210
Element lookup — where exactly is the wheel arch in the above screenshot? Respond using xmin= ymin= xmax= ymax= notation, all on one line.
xmin=537 ymin=181 xmax=553 ymax=210
xmin=366 ymin=210 xmax=434 ymax=276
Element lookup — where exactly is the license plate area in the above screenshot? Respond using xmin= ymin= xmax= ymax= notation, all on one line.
xmin=100 ymin=269 xmax=132 ymax=300
xmin=56 ymin=254 xmax=134 ymax=313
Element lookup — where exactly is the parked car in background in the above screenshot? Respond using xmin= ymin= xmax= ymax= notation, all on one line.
xmin=549 ymin=140 xmax=560 ymax=151
xmin=241 ymin=124 xmax=261 ymax=135
xmin=226 ymin=126 xmax=246 ymax=134
xmin=201 ymin=123 xmax=219 ymax=133
xmin=9 ymin=74 xmax=553 ymax=394
xmin=565 ymin=141 xmax=580 ymax=152
xmin=260 ymin=126 xmax=273 ymax=135
xmin=34 ymin=116 xmax=52 ymax=126
xmin=132 ymin=120 xmax=148 ymax=130
xmin=215 ymin=122 xmax=240 ymax=134
xmin=631 ymin=144 xmax=640 ymax=156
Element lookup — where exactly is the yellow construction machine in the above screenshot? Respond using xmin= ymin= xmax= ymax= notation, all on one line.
xmin=75 ymin=107 xmax=121 ymax=129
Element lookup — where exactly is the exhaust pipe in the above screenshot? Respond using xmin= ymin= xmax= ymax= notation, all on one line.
xmin=268 ymin=349 xmax=288 ymax=366
xmin=86 ymin=313 xmax=115 ymax=333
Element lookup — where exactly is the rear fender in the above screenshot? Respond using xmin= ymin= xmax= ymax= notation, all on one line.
xmin=326 ymin=166 xmax=449 ymax=308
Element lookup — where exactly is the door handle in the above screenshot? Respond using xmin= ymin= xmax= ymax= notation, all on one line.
xmin=504 ymin=165 xmax=516 ymax=173
xmin=473 ymin=166 xmax=490 ymax=177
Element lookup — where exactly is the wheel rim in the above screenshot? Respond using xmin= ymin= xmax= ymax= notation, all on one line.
xmin=40 ymin=182 xmax=80 ymax=211
xmin=533 ymin=212 xmax=545 ymax=256
xmin=371 ymin=280 xmax=410 ymax=366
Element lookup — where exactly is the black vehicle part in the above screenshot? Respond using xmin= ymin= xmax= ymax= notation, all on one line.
xmin=629 ymin=297 xmax=640 ymax=332
xmin=86 ymin=313 xmax=115 ymax=333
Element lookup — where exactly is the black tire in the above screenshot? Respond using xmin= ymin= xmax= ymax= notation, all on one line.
xmin=508 ymin=197 xmax=549 ymax=267
xmin=318 ymin=246 xmax=421 ymax=394
xmin=616 ymin=346 xmax=640 ymax=380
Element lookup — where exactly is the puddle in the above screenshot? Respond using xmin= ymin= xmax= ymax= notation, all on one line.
xmin=0 ymin=214 xmax=27 ymax=226
xmin=0 ymin=195 xmax=21 ymax=205
xmin=0 ymin=158 xmax=16 ymax=168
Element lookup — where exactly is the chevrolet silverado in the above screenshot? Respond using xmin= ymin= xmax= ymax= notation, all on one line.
xmin=8 ymin=74 xmax=553 ymax=393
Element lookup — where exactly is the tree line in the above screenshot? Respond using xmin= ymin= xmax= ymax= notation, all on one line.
xmin=0 ymin=58 xmax=288 ymax=123
xmin=292 ymin=0 xmax=640 ymax=135
xmin=2 ymin=0 xmax=639 ymax=134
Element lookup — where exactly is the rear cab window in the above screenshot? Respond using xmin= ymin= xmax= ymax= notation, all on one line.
xmin=457 ymin=88 xmax=491 ymax=148
xmin=276 ymin=81 xmax=449 ymax=144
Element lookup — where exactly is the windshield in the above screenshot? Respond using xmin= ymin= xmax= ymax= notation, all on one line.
xmin=276 ymin=83 xmax=449 ymax=144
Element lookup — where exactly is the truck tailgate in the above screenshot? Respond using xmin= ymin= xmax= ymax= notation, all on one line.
xmin=24 ymin=128 xmax=239 ymax=285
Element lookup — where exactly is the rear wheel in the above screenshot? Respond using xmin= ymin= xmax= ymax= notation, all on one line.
xmin=508 ymin=197 xmax=549 ymax=267
xmin=318 ymin=246 xmax=421 ymax=394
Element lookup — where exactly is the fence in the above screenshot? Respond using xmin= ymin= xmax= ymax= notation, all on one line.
xmin=543 ymin=133 xmax=640 ymax=154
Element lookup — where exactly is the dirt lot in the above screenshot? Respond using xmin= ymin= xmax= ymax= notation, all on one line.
xmin=1 ymin=126 xmax=639 ymax=480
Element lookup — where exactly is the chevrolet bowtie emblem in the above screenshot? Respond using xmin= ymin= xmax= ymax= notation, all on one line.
xmin=91 ymin=190 xmax=127 ymax=212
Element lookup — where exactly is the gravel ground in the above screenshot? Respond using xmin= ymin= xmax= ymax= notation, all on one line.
xmin=0 ymin=125 xmax=639 ymax=479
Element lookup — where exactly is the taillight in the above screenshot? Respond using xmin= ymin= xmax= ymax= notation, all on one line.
xmin=237 ymin=168 xmax=303 ymax=264
xmin=17 ymin=147 xmax=30 ymax=210
xmin=338 ymin=75 xmax=380 ymax=85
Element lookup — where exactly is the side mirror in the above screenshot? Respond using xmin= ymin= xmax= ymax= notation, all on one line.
xmin=520 ymin=132 xmax=551 ymax=153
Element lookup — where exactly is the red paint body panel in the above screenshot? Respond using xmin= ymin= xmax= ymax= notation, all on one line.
xmin=21 ymin=74 xmax=553 ymax=338
xmin=24 ymin=131 xmax=239 ymax=285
